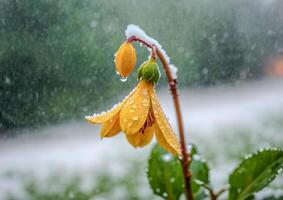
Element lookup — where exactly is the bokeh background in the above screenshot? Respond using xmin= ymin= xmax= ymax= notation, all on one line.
xmin=0 ymin=0 xmax=283 ymax=199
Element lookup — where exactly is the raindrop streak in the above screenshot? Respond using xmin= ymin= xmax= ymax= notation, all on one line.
xmin=120 ymin=76 xmax=127 ymax=82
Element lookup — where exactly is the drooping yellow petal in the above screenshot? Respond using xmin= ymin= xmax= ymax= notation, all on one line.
xmin=85 ymin=84 xmax=140 ymax=124
xmin=115 ymin=41 xmax=136 ymax=77
xmin=100 ymin=114 xmax=121 ymax=138
xmin=126 ymin=125 xmax=154 ymax=147
xmin=155 ymin=125 xmax=180 ymax=155
xmin=149 ymin=87 xmax=181 ymax=155
xmin=120 ymin=80 xmax=151 ymax=135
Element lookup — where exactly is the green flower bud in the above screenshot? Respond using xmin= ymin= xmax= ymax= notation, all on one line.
xmin=137 ymin=65 xmax=143 ymax=80
xmin=137 ymin=59 xmax=160 ymax=84
xmin=152 ymin=64 xmax=161 ymax=84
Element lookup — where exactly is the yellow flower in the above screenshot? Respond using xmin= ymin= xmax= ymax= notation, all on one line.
xmin=86 ymin=80 xmax=181 ymax=155
xmin=114 ymin=41 xmax=136 ymax=78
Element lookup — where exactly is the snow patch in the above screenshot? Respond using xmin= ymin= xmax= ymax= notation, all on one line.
xmin=169 ymin=64 xmax=178 ymax=79
xmin=125 ymin=24 xmax=177 ymax=79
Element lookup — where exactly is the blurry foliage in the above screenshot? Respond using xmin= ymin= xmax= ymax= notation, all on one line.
xmin=5 ymin=160 xmax=154 ymax=200
xmin=0 ymin=0 xmax=283 ymax=129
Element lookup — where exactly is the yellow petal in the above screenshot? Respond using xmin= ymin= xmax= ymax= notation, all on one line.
xmin=85 ymin=84 xmax=140 ymax=124
xmin=150 ymin=87 xmax=181 ymax=155
xmin=155 ymin=125 xmax=180 ymax=155
xmin=126 ymin=125 xmax=154 ymax=147
xmin=100 ymin=114 xmax=121 ymax=138
xmin=115 ymin=41 xmax=136 ymax=77
xmin=120 ymin=81 xmax=151 ymax=135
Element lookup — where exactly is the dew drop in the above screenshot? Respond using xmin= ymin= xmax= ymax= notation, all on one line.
xmin=120 ymin=76 xmax=127 ymax=82
xmin=162 ymin=154 xmax=173 ymax=162
xmin=132 ymin=116 xmax=139 ymax=120
xmin=142 ymin=89 xmax=148 ymax=96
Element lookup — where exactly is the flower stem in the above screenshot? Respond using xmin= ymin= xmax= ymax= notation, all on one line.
xmin=156 ymin=48 xmax=194 ymax=200
xmin=128 ymin=36 xmax=194 ymax=200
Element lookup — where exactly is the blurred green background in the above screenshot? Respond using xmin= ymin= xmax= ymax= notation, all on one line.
xmin=1 ymin=1 xmax=283 ymax=199
xmin=1 ymin=0 xmax=283 ymax=130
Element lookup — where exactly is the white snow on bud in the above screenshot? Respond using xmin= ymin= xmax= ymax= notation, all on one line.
xmin=125 ymin=24 xmax=177 ymax=79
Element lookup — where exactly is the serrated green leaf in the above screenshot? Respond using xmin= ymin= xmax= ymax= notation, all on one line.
xmin=187 ymin=144 xmax=210 ymax=192
xmin=190 ymin=158 xmax=210 ymax=192
xmin=148 ymin=144 xmax=184 ymax=200
xmin=188 ymin=144 xmax=198 ymax=157
xmin=147 ymin=144 xmax=210 ymax=200
xmin=228 ymin=148 xmax=283 ymax=200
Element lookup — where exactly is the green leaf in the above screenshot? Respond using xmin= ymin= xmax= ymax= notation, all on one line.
xmin=190 ymin=157 xmax=210 ymax=192
xmin=147 ymin=144 xmax=210 ymax=199
xmin=147 ymin=144 xmax=184 ymax=200
xmin=228 ymin=148 xmax=283 ymax=200
xmin=188 ymin=144 xmax=210 ymax=192
xmin=194 ymin=189 xmax=208 ymax=200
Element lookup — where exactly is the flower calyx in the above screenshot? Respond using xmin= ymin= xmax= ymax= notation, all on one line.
xmin=138 ymin=59 xmax=161 ymax=85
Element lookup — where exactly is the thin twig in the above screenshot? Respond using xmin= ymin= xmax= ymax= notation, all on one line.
xmin=215 ymin=188 xmax=228 ymax=198
xmin=200 ymin=184 xmax=217 ymax=200
xmin=201 ymin=183 xmax=228 ymax=200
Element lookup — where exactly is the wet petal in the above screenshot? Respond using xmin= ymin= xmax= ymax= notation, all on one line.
xmin=100 ymin=114 xmax=121 ymax=138
xmin=115 ymin=41 xmax=137 ymax=77
xmin=155 ymin=125 xmax=180 ymax=155
xmin=126 ymin=125 xmax=154 ymax=147
xmin=120 ymin=81 xmax=151 ymax=135
xmin=85 ymin=84 xmax=140 ymax=124
xmin=150 ymin=87 xmax=181 ymax=155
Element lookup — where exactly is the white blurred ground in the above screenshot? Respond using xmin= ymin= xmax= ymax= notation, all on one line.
xmin=0 ymin=77 xmax=283 ymax=199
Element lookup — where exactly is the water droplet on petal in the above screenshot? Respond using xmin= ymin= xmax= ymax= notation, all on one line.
xmin=120 ymin=76 xmax=127 ymax=82
xmin=132 ymin=116 xmax=138 ymax=120
xmin=142 ymin=89 xmax=148 ymax=96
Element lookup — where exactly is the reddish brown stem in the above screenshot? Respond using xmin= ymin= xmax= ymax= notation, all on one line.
xmin=129 ymin=36 xmax=194 ymax=200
